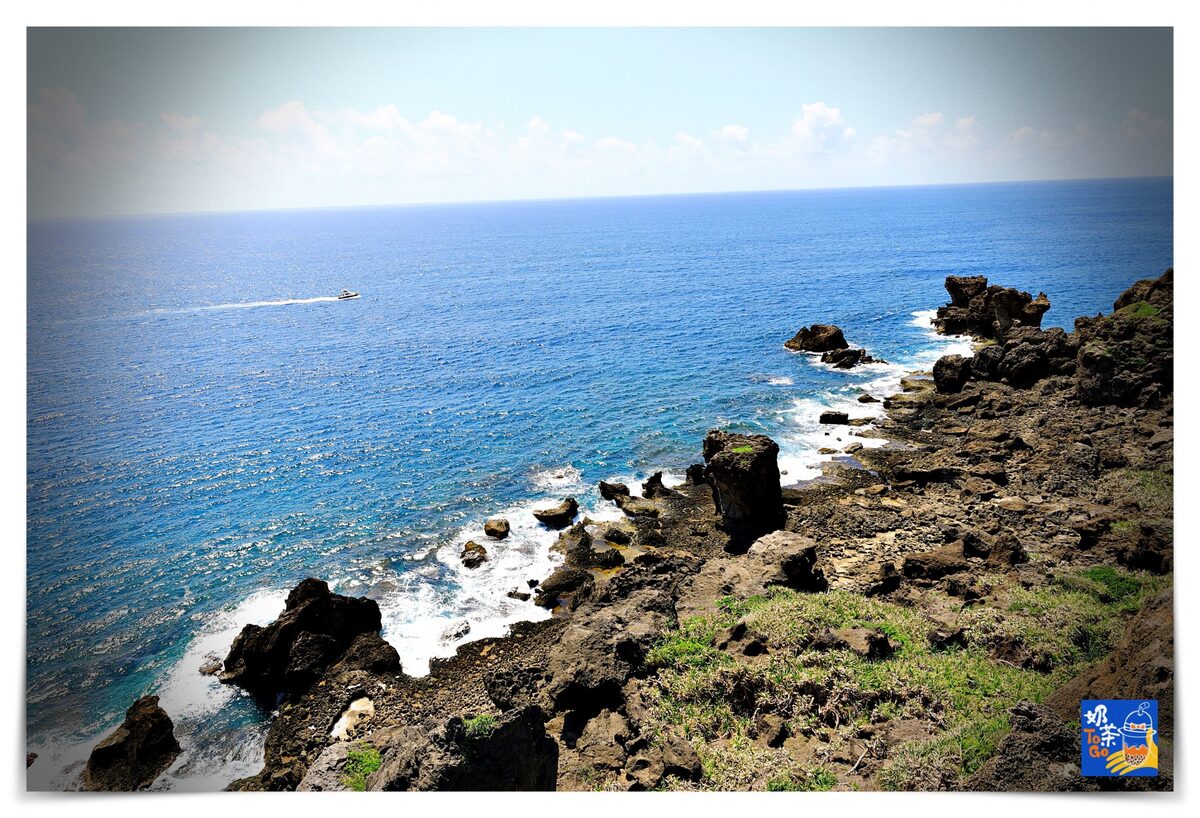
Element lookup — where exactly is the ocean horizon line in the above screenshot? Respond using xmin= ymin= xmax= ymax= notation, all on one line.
xmin=27 ymin=173 xmax=1173 ymax=226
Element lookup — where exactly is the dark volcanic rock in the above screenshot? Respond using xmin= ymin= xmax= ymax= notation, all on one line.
xmin=819 ymin=410 xmax=849 ymax=425
xmin=820 ymin=347 xmax=881 ymax=369
xmin=483 ymin=517 xmax=510 ymax=540
xmin=971 ymin=344 xmax=1005 ymax=380
xmin=220 ymin=578 xmax=385 ymax=699
xmin=83 ymin=696 xmax=181 ymax=791
xmin=534 ymin=567 xmax=594 ymax=608
xmin=932 ymin=354 xmax=972 ymax=393
xmin=966 ymin=701 xmax=1084 ymax=791
xmin=901 ymin=545 xmax=969 ymax=580
xmin=702 ymin=430 xmax=785 ymax=541
xmin=676 ymin=531 xmax=827 ymax=619
xmin=641 ymin=471 xmax=673 ymax=498
xmin=313 ymin=706 xmax=557 ymax=791
xmin=1075 ymin=269 xmax=1173 ymax=407
xmin=599 ymin=480 xmax=630 ymax=501
xmin=932 ymin=276 xmax=1050 ymax=341
xmin=784 ymin=324 xmax=848 ymax=353
xmin=603 ymin=526 xmax=632 ymax=545
xmin=945 ymin=275 xmax=989 ymax=307
xmin=998 ymin=340 xmax=1049 ymax=386
xmin=460 ymin=540 xmax=488 ymax=569
xmin=544 ymin=587 xmax=675 ymax=711
xmin=532 ymin=497 xmax=579 ymax=529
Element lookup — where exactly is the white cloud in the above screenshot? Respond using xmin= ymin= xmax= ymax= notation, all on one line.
xmin=715 ymin=124 xmax=749 ymax=146
xmin=26 ymin=90 xmax=1172 ymax=219
xmin=913 ymin=112 xmax=945 ymax=129
xmin=789 ymin=102 xmax=855 ymax=152
xmin=1122 ymin=108 xmax=1168 ymax=141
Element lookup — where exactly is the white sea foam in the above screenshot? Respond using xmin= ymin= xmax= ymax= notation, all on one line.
xmin=772 ymin=309 xmax=974 ymax=485
xmin=374 ymin=496 xmax=563 ymax=676
xmin=529 ymin=464 xmax=585 ymax=492
xmin=26 ymin=590 xmax=286 ymax=792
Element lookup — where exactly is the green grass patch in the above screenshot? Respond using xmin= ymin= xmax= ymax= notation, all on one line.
xmin=463 ymin=713 xmax=497 ymax=737
xmin=646 ymin=617 xmax=728 ymax=670
xmin=341 ymin=743 xmax=382 ymax=791
xmin=730 ymin=445 xmax=755 ymax=454
xmin=1097 ymin=468 xmax=1172 ymax=522
xmin=641 ymin=569 xmax=1170 ymax=792
xmin=767 ymin=768 xmax=838 ymax=791
xmin=1116 ymin=300 xmax=1163 ymax=318
xmin=878 ymin=715 xmax=1010 ymax=791
xmin=1110 ymin=519 xmax=1140 ymax=536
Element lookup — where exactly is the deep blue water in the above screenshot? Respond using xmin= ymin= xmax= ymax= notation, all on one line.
xmin=26 ymin=177 xmax=1172 ymax=789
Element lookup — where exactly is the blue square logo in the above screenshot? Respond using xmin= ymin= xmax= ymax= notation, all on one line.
xmin=1081 ymin=700 xmax=1158 ymax=777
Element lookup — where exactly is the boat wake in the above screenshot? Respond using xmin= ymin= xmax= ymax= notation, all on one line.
xmin=134 ymin=296 xmax=345 ymax=318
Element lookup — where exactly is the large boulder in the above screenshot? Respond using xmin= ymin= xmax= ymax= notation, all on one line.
xmin=598 ymin=480 xmax=630 ymax=501
xmin=641 ymin=472 xmax=674 ymax=499
xmin=932 ymin=354 xmax=972 ymax=393
xmin=534 ymin=566 xmax=594 ymax=608
xmin=83 ymin=696 xmax=181 ymax=791
xmin=544 ymin=587 xmax=675 ymax=710
xmin=299 ymin=706 xmax=558 ymax=791
xmin=483 ymin=517 xmax=510 ymax=539
xmin=220 ymin=578 xmax=387 ymax=699
xmin=702 ymin=430 xmax=784 ymax=541
xmin=784 ymin=324 xmax=848 ymax=353
xmin=901 ymin=544 xmax=969 ymax=580
xmin=532 ymin=497 xmax=579 ymax=529
xmin=460 ymin=540 xmax=488 ymax=569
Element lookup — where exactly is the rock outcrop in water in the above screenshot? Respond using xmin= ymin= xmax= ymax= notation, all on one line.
xmin=460 ymin=540 xmax=488 ymax=569
xmin=784 ymin=323 xmax=847 ymax=352
xmin=785 ymin=323 xmax=881 ymax=368
xmin=83 ymin=695 xmax=181 ymax=791
xmin=483 ymin=517 xmax=510 ymax=539
xmin=932 ymin=275 xmax=1050 ymax=340
xmin=701 ymin=430 xmax=784 ymax=542
xmin=532 ymin=497 xmax=579 ymax=529
xmin=820 ymin=347 xmax=882 ymax=369
xmin=220 ymin=578 xmax=396 ymax=700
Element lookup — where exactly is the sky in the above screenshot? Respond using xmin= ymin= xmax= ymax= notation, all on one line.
xmin=27 ymin=27 xmax=1173 ymax=219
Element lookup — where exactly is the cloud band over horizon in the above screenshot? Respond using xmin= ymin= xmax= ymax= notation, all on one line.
xmin=27 ymin=28 xmax=1173 ymax=219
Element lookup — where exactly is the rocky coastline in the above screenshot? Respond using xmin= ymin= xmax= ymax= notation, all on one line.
xmin=80 ymin=270 xmax=1174 ymax=792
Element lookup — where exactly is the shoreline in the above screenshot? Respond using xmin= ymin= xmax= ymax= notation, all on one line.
xmin=37 ymin=269 xmax=1174 ymax=792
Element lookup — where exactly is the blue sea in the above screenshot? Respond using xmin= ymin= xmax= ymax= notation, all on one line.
xmin=26 ymin=177 xmax=1172 ymax=789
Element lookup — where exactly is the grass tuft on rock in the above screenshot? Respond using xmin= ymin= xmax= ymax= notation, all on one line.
xmin=463 ymin=713 xmax=498 ymax=737
xmin=341 ymin=743 xmax=382 ymax=791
